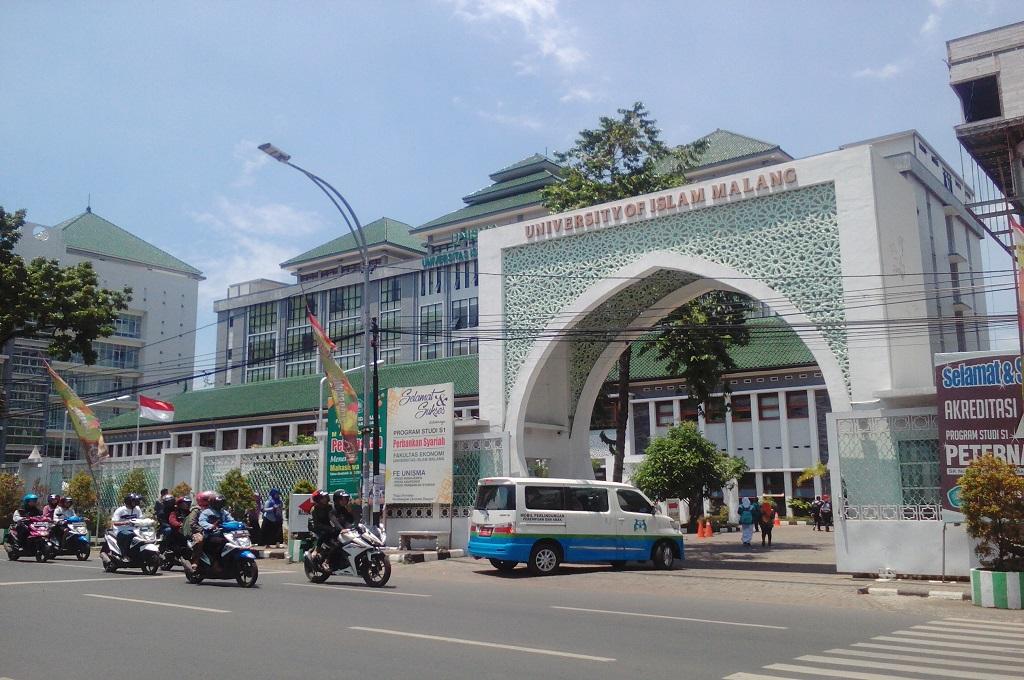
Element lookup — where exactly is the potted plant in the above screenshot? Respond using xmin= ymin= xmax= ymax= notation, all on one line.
xmin=959 ymin=454 xmax=1024 ymax=609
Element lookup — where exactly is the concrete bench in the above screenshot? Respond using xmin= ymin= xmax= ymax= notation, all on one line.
xmin=398 ymin=530 xmax=447 ymax=551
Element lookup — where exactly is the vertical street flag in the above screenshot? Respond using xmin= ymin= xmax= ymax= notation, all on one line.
xmin=308 ymin=307 xmax=360 ymax=464
xmin=44 ymin=361 xmax=108 ymax=466
xmin=138 ymin=395 xmax=175 ymax=422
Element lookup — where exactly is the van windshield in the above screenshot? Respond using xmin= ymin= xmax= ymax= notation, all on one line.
xmin=475 ymin=485 xmax=516 ymax=511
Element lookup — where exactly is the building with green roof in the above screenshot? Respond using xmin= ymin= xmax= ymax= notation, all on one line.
xmin=4 ymin=208 xmax=202 ymax=462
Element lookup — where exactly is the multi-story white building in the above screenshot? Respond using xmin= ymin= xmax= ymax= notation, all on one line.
xmin=1 ymin=208 xmax=202 ymax=461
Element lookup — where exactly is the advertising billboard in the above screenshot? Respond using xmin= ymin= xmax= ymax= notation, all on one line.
xmin=384 ymin=383 xmax=455 ymax=505
xmin=935 ymin=351 xmax=1024 ymax=514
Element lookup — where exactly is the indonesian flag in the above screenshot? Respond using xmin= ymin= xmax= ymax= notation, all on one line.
xmin=139 ymin=395 xmax=175 ymax=422
xmin=44 ymin=362 xmax=108 ymax=466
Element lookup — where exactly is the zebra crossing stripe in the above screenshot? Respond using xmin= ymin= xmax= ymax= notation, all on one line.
xmin=795 ymin=654 xmax=1019 ymax=680
xmin=765 ymin=663 xmax=920 ymax=680
xmin=825 ymin=647 xmax=1023 ymax=673
xmin=853 ymin=641 xmax=1024 ymax=663
xmin=873 ymin=634 xmax=1024 ymax=654
xmin=723 ymin=674 xmax=806 ymax=680
xmin=943 ymin=617 xmax=1024 ymax=629
xmin=924 ymin=619 xmax=1024 ymax=633
xmin=891 ymin=629 xmax=1024 ymax=647
xmin=910 ymin=624 xmax=1021 ymax=639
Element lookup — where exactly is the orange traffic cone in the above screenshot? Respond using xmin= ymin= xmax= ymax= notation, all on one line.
xmin=696 ymin=520 xmax=705 ymax=538
xmin=774 ymin=515 xmax=781 ymax=527
xmin=703 ymin=522 xmax=713 ymax=538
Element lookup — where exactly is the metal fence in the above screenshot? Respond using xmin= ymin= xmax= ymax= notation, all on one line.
xmin=200 ymin=446 xmax=320 ymax=498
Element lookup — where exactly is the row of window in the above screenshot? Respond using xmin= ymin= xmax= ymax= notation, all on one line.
xmin=113 ymin=314 xmax=142 ymax=339
xmin=651 ymin=391 xmax=809 ymax=427
xmin=420 ymin=261 xmax=478 ymax=296
xmin=475 ymin=485 xmax=654 ymax=515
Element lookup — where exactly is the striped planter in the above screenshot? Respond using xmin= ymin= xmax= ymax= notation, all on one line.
xmin=971 ymin=568 xmax=1023 ymax=609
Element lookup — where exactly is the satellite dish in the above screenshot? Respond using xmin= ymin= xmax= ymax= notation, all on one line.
xmin=32 ymin=225 xmax=49 ymax=241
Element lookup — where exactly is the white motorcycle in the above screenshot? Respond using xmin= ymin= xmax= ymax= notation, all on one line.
xmin=100 ymin=518 xmax=162 ymax=574
xmin=303 ymin=524 xmax=391 ymax=587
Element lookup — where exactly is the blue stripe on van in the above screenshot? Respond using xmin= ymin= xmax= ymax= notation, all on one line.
xmin=468 ymin=533 xmax=683 ymax=564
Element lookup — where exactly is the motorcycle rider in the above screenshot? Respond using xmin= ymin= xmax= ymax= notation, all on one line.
xmin=111 ymin=493 xmax=144 ymax=556
xmin=184 ymin=491 xmax=213 ymax=570
xmin=327 ymin=490 xmax=360 ymax=567
xmin=42 ymin=494 xmax=61 ymax=520
xmin=198 ymin=494 xmax=235 ymax=566
xmin=51 ymin=495 xmax=73 ymax=547
xmin=165 ymin=496 xmax=191 ymax=556
xmin=157 ymin=493 xmax=176 ymax=537
xmin=12 ymin=493 xmax=42 ymax=546
xmin=308 ymin=490 xmax=333 ymax=558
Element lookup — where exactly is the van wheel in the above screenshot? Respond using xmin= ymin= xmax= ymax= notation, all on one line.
xmin=489 ymin=559 xmax=518 ymax=572
xmin=527 ymin=541 xmax=561 ymax=576
xmin=652 ymin=541 xmax=675 ymax=570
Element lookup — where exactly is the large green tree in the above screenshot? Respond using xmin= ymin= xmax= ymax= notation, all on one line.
xmin=0 ymin=207 xmax=132 ymax=361
xmin=631 ymin=423 xmax=748 ymax=531
xmin=541 ymin=103 xmax=748 ymax=480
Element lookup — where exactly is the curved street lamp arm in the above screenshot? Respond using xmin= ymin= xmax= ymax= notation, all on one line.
xmin=285 ymin=162 xmax=369 ymax=261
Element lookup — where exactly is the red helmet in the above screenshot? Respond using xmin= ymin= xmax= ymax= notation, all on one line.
xmin=311 ymin=489 xmax=329 ymax=504
xmin=195 ymin=491 xmax=215 ymax=509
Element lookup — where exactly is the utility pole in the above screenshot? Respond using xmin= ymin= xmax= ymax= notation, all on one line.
xmin=370 ymin=317 xmax=381 ymax=526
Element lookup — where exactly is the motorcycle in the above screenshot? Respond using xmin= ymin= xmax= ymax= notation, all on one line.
xmin=3 ymin=518 xmax=58 ymax=562
xmin=159 ymin=528 xmax=189 ymax=571
xmin=184 ymin=521 xmax=258 ymax=588
xmin=100 ymin=518 xmax=162 ymax=574
xmin=54 ymin=515 xmax=91 ymax=561
xmin=302 ymin=523 xmax=391 ymax=587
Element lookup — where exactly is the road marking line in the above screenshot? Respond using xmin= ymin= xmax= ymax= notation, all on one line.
xmin=550 ymin=605 xmax=787 ymax=630
xmin=931 ymin=620 xmax=1024 ymax=635
xmin=873 ymin=635 xmax=1024 ymax=654
xmin=257 ymin=570 xmax=292 ymax=574
xmin=766 ymin=662 xmax=929 ymax=680
xmin=0 ymin=575 xmax=175 ymax=586
xmin=891 ymin=629 xmax=1024 ymax=647
xmin=284 ymin=583 xmax=431 ymax=597
xmin=854 ymin=642 xmax=1024 ymax=663
xmin=83 ymin=594 xmax=230 ymax=613
xmin=724 ymin=673 xmax=807 ymax=680
xmin=943 ymin=617 xmax=1024 ymax=630
xmin=912 ymin=624 xmax=1021 ymax=639
xmin=796 ymin=655 xmax=1018 ymax=680
xmin=348 ymin=626 xmax=615 ymax=662
xmin=825 ymin=648 xmax=1023 ymax=673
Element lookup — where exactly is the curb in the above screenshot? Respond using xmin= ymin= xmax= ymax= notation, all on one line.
xmin=858 ymin=586 xmax=970 ymax=600
xmin=390 ymin=549 xmax=465 ymax=565
xmin=253 ymin=549 xmax=286 ymax=560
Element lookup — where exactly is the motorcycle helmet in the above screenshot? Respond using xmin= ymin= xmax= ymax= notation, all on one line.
xmin=47 ymin=493 xmax=60 ymax=506
xmin=332 ymin=490 xmax=350 ymax=508
xmin=210 ymin=495 xmax=226 ymax=512
xmin=124 ymin=493 xmax=142 ymax=508
xmin=22 ymin=493 xmax=39 ymax=509
xmin=176 ymin=496 xmax=192 ymax=510
xmin=60 ymin=496 xmax=73 ymax=508
xmin=195 ymin=491 xmax=214 ymax=509
xmin=161 ymin=494 xmax=175 ymax=508
xmin=311 ymin=489 xmax=329 ymax=505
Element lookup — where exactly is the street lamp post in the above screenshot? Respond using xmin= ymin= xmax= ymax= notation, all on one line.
xmin=259 ymin=143 xmax=375 ymax=519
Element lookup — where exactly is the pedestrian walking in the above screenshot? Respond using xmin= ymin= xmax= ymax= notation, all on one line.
xmin=245 ymin=493 xmax=263 ymax=546
xmin=819 ymin=495 xmax=833 ymax=532
xmin=810 ymin=495 xmax=823 ymax=531
xmin=262 ymin=488 xmax=284 ymax=547
xmin=760 ymin=499 xmax=777 ymax=547
xmin=739 ymin=497 xmax=755 ymax=546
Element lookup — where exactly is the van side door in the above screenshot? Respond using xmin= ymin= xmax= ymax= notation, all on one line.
xmin=614 ymin=489 xmax=656 ymax=560
xmin=563 ymin=487 xmax=614 ymax=562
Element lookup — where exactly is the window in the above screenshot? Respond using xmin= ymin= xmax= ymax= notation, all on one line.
xmin=525 ymin=486 xmax=563 ymax=510
xmin=247 ymin=302 xmax=277 ymax=335
xmin=731 ymin=395 xmax=751 ymax=422
xmin=616 ymin=489 xmax=653 ymax=514
xmin=246 ymin=301 xmax=278 ymax=383
xmin=449 ymin=338 xmax=478 ymax=356
xmin=419 ymin=303 xmax=442 ymax=360
xmin=705 ymin=397 xmax=726 ymax=424
xmin=655 ymin=401 xmax=675 ymax=427
xmin=198 ymin=431 xmax=215 ymax=448
xmin=92 ymin=342 xmax=139 ymax=369
xmin=758 ymin=393 xmax=780 ymax=420
xmin=679 ymin=399 xmax=698 ymax=422
xmin=221 ymin=430 xmax=239 ymax=451
xmin=953 ymin=75 xmax=1001 ymax=123
xmin=329 ymin=285 xmax=362 ymax=369
xmin=898 ymin=440 xmax=940 ymax=506
xmin=567 ymin=488 xmax=608 ymax=512
xmin=474 ymin=485 xmax=516 ymax=511
xmin=450 ymin=298 xmax=479 ymax=330
xmin=285 ymin=295 xmax=317 ymax=376
xmin=786 ymin=391 xmax=809 ymax=419
xmin=113 ymin=314 xmax=142 ymax=338
xmin=379 ymin=277 xmax=402 ymax=364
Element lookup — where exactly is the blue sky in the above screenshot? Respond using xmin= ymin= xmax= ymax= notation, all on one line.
xmin=2 ymin=0 xmax=1021 ymax=378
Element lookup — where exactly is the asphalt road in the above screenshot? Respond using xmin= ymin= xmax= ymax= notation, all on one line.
xmin=1 ymin=554 xmax=1021 ymax=680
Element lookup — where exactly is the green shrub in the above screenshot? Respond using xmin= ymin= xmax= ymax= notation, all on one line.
xmin=170 ymin=481 xmax=192 ymax=499
xmin=119 ymin=468 xmax=149 ymax=506
xmin=0 ymin=473 xmax=24 ymax=530
xmin=961 ymin=454 xmax=1024 ymax=571
xmin=66 ymin=471 xmax=99 ymax=533
xmin=292 ymin=479 xmax=316 ymax=495
xmin=217 ymin=468 xmax=256 ymax=517
xmin=788 ymin=498 xmax=812 ymax=517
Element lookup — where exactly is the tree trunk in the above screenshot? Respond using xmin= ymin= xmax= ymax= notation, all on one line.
xmin=612 ymin=346 xmax=631 ymax=483
xmin=688 ymin=498 xmax=702 ymax=533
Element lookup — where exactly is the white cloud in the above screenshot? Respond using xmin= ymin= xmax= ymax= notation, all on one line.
xmin=448 ymin=0 xmax=586 ymax=70
xmin=231 ymin=139 xmax=270 ymax=188
xmin=920 ymin=12 xmax=940 ymax=34
xmin=853 ymin=62 xmax=905 ymax=80
xmin=192 ymin=197 xmax=323 ymax=238
xmin=560 ymin=87 xmax=594 ymax=103
xmin=476 ymin=108 xmax=544 ymax=130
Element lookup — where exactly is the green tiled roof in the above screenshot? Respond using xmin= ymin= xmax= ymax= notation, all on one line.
xmin=103 ymin=355 xmax=478 ymax=430
xmin=462 ymin=170 xmax=560 ymax=205
xmin=53 ymin=210 xmax=202 ymax=276
xmin=281 ymin=217 xmax=425 ymax=268
xmin=691 ymin=129 xmax=781 ymax=168
xmin=489 ymin=153 xmax=560 ymax=182
xmin=415 ymin=189 xmax=547 ymax=232
xmin=625 ymin=317 xmax=814 ymax=382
